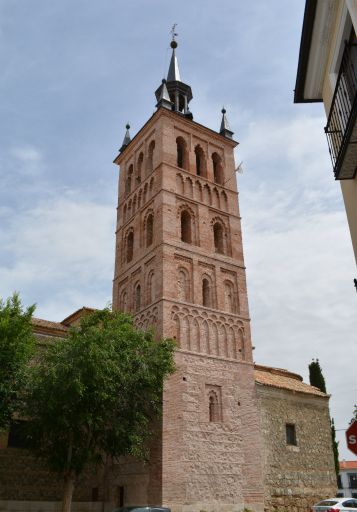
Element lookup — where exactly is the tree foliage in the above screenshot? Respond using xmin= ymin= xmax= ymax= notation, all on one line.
xmin=308 ymin=358 xmax=327 ymax=393
xmin=309 ymin=358 xmax=339 ymax=482
xmin=331 ymin=418 xmax=340 ymax=481
xmin=24 ymin=308 xmax=176 ymax=511
xmin=0 ymin=293 xmax=35 ymax=431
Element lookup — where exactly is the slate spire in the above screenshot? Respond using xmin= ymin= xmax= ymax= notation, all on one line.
xmin=219 ymin=108 xmax=234 ymax=139
xmin=119 ymin=123 xmax=131 ymax=153
xmin=167 ymin=40 xmax=181 ymax=82
xmin=154 ymin=28 xmax=193 ymax=119
xmin=155 ymin=79 xmax=173 ymax=110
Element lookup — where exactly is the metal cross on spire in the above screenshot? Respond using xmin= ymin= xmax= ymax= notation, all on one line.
xmin=170 ymin=23 xmax=178 ymax=42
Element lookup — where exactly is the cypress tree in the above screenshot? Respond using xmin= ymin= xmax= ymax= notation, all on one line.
xmin=331 ymin=418 xmax=340 ymax=482
xmin=308 ymin=359 xmax=339 ymax=483
xmin=308 ymin=358 xmax=327 ymax=393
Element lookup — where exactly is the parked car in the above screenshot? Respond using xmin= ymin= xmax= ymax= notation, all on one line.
xmin=112 ymin=507 xmax=171 ymax=512
xmin=312 ymin=498 xmax=357 ymax=511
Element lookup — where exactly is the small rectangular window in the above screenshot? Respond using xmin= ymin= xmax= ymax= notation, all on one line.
xmin=286 ymin=423 xmax=297 ymax=445
xmin=349 ymin=473 xmax=357 ymax=489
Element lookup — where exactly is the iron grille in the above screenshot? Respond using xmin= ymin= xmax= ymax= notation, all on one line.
xmin=325 ymin=42 xmax=357 ymax=179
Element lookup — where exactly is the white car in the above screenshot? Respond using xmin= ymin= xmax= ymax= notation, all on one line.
xmin=312 ymin=498 xmax=357 ymax=511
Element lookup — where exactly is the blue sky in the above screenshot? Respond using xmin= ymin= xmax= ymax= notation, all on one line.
xmin=1 ymin=0 xmax=356 ymax=459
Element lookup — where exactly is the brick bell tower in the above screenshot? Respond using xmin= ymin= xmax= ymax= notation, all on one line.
xmin=112 ymin=36 xmax=264 ymax=512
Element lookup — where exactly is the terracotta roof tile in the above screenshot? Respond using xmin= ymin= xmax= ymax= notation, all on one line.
xmin=254 ymin=364 xmax=327 ymax=397
xmin=340 ymin=460 xmax=357 ymax=470
xmin=31 ymin=317 xmax=68 ymax=335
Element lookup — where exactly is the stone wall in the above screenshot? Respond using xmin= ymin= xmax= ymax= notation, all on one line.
xmin=256 ymin=384 xmax=337 ymax=511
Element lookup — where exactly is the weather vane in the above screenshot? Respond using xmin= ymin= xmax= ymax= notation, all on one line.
xmin=170 ymin=23 xmax=178 ymax=42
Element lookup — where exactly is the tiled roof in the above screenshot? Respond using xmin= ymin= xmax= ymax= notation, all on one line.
xmin=61 ymin=307 xmax=97 ymax=326
xmin=340 ymin=460 xmax=357 ymax=470
xmin=254 ymin=364 xmax=327 ymax=397
xmin=31 ymin=317 xmax=68 ymax=335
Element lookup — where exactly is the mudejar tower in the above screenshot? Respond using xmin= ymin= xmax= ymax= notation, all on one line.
xmin=112 ymin=37 xmax=265 ymax=512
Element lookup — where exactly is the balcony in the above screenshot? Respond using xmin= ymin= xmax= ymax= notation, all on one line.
xmin=325 ymin=42 xmax=357 ymax=180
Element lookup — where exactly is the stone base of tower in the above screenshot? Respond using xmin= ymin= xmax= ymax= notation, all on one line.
xmin=112 ymin=351 xmax=265 ymax=512
xmin=161 ymin=351 xmax=265 ymax=512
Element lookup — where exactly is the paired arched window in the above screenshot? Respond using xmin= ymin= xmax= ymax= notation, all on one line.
xmin=212 ymin=153 xmax=224 ymax=185
xmin=202 ymin=277 xmax=212 ymax=307
xmin=176 ymin=137 xmax=188 ymax=170
xmin=147 ymin=141 xmax=155 ymax=174
xmin=126 ymin=230 xmax=134 ymax=263
xmin=146 ymin=213 xmax=154 ymax=247
xmin=208 ymin=391 xmax=221 ymax=422
xmin=213 ymin=221 xmax=225 ymax=254
xmin=195 ymin=145 xmax=206 ymax=177
xmin=181 ymin=210 xmax=192 ymax=244
xmin=134 ymin=283 xmax=141 ymax=311
xmin=137 ymin=152 xmax=143 ymax=183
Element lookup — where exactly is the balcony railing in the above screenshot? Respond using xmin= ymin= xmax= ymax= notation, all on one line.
xmin=325 ymin=42 xmax=357 ymax=180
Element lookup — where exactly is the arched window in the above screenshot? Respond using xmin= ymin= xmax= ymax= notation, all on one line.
xmin=125 ymin=164 xmax=133 ymax=195
xmin=224 ymin=281 xmax=235 ymax=313
xmin=181 ymin=210 xmax=192 ymax=244
xmin=221 ymin=190 xmax=228 ymax=210
xmin=208 ymin=391 xmax=221 ymax=422
xmin=178 ymin=268 xmax=190 ymax=302
xmin=176 ymin=174 xmax=184 ymax=195
xmin=126 ymin=230 xmax=134 ymax=263
xmin=176 ymin=137 xmax=187 ymax=169
xmin=147 ymin=140 xmax=155 ymax=174
xmin=147 ymin=271 xmax=155 ymax=304
xmin=120 ymin=291 xmax=128 ymax=312
xmin=137 ymin=152 xmax=143 ymax=183
xmin=195 ymin=145 xmax=206 ymax=177
xmin=185 ymin=177 xmax=193 ymax=198
xmin=202 ymin=277 xmax=212 ymax=307
xmin=123 ymin=204 xmax=127 ymax=222
xmin=213 ymin=222 xmax=225 ymax=254
xmin=146 ymin=213 xmax=154 ymax=247
xmin=149 ymin=177 xmax=154 ymax=196
xmin=134 ymin=283 xmax=141 ymax=311
xmin=212 ymin=153 xmax=224 ymax=185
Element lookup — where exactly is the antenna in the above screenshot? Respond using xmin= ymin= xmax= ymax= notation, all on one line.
xmin=170 ymin=23 xmax=178 ymax=42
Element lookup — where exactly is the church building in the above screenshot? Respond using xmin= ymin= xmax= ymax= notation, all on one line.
xmin=0 ymin=38 xmax=336 ymax=512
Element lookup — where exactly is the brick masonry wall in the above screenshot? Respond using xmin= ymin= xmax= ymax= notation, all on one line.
xmin=256 ymin=384 xmax=337 ymax=512
xmin=0 ymin=446 xmax=104 ymax=502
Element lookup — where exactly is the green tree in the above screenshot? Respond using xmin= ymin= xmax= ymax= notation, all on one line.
xmin=331 ymin=418 xmax=340 ymax=479
xmin=308 ymin=359 xmax=339 ymax=483
xmin=0 ymin=293 xmax=35 ymax=431
xmin=308 ymin=358 xmax=326 ymax=393
xmin=24 ymin=309 xmax=175 ymax=512
xmin=351 ymin=404 xmax=357 ymax=423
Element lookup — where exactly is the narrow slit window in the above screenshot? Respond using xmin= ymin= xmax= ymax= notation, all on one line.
xmin=286 ymin=423 xmax=297 ymax=445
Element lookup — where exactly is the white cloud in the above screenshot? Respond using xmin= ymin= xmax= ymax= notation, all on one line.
xmin=0 ymin=189 xmax=115 ymax=320
xmin=11 ymin=146 xmax=43 ymax=163
xmin=238 ymin=115 xmax=357 ymax=459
